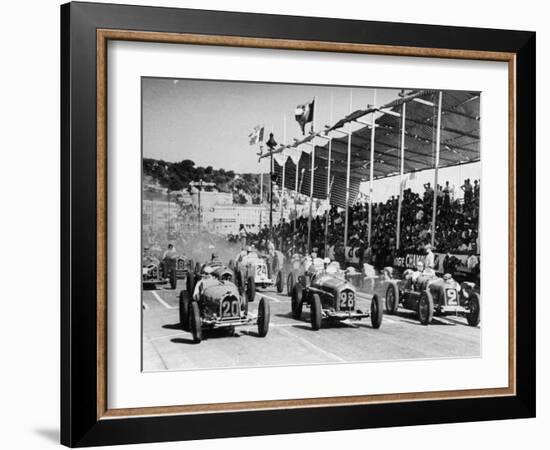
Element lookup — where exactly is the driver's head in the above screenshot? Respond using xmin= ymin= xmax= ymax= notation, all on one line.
xmin=211 ymin=252 xmax=219 ymax=261
xmin=168 ymin=244 xmax=173 ymax=249
xmin=416 ymin=261 xmax=425 ymax=272
xmin=246 ymin=246 xmax=252 ymax=254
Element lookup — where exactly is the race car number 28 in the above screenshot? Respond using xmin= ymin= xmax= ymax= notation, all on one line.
xmin=340 ymin=292 xmax=355 ymax=309
xmin=221 ymin=298 xmax=239 ymax=317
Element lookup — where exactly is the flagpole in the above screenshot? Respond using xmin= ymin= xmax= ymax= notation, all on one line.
xmin=324 ymin=92 xmax=334 ymax=258
xmin=293 ymin=155 xmax=299 ymax=251
xmin=281 ymin=115 xmax=286 ymax=224
xmin=367 ymin=89 xmax=377 ymax=249
xmin=431 ymin=91 xmax=443 ymax=248
xmin=396 ymin=101 xmax=406 ymax=250
xmin=307 ymin=97 xmax=316 ymax=254
xmin=343 ymin=89 xmax=353 ymax=251
xmin=269 ymin=124 xmax=274 ymax=233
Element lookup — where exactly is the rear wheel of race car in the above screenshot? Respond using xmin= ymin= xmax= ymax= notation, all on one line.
xmin=235 ymin=271 xmax=243 ymax=295
xmin=466 ymin=292 xmax=481 ymax=327
xmin=257 ymin=297 xmax=270 ymax=337
xmin=179 ymin=290 xmax=189 ymax=331
xmin=246 ymin=275 xmax=256 ymax=303
xmin=310 ymin=293 xmax=322 ymax=331
xmin=188 ymin=301 xmax=202 ymax=343
xmin=186 ymin=272 xmax=195 ymax=297
xmin=418 ymin=291 xmax=434 ymax=325
xmin=170 ymin=270 xmax=177 ymax=290
xmin=287 ymin=272 xmax=295 ymax=297
xmin=291 ymin=284 xmax=304 ymax=320
xmin=385 ymin=282 xmax=399 ymax=314
xmin=370 ymin=294 xmax=384 ymax=329
xmin=276 ymin=270 xmax=284 ymax=293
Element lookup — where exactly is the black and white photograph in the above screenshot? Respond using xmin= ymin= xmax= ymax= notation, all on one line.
xmin=141 ymin=78 xmax=481 ymax=372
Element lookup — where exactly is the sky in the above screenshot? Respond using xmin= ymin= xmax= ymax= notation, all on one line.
xmin=142 ymin=77 xmax=400 ymax=173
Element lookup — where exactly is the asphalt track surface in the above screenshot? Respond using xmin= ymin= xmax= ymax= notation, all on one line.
xmin=142 ymin=279 xmax=480 ymax=372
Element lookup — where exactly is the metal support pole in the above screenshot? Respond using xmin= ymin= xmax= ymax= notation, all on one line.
xmin=343 ymin=89 xmax=353 ymax=251
xmin=324 ymin=93 xmax=334 ymax=258
xmin=307 ymin=145 xmax=315 ymax=254
xmin=367 ymin=89 xmax=377 ymax=248
xmin=396 ymin=102 xmax=406 ymax=250
xmin=431 ymin=91 xmax=443 ymax=248
xmin=269 ymin=152 xmax=273 ymax=231
xmin=281 ymin=115 xmax=286 ymax=224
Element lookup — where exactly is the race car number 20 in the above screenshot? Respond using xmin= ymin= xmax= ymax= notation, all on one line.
xmin=221 ymin=298 xmax=239 ymax=317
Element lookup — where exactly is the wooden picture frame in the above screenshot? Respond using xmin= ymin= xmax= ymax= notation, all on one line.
xmin=61 ymin=2 xmax=535 ymax=447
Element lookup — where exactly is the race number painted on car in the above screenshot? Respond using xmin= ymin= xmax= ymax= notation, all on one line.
xmin=339 ymin=291 xmax=355 ymax=310
xmin=221 ymin=298 xmax=240 ymax=317
xmin=256 ymin=265 xmax=267 ymax=278
xmin=446 ymin=288 xmax=458 ymax=305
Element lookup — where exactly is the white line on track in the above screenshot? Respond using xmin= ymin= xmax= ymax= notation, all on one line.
xmin=151 ymin=291 xmax=177 ymax=309
xmin=277 ymin=327 xmax=346 ymax=362
xmin=257 ymin=293 xmax=283 ymax=303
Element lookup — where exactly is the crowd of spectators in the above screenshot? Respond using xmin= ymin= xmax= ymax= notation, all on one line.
xmin=240 ymin=178 xmax=480 ymax=269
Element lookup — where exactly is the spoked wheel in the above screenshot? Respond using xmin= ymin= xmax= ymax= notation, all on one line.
xmin=188 ymin=301 xmax=202 ymax=343
xmin=257 ymin=297 xmax=270 ymax=337
xmin=385 ymin=282 xmax=399 ymax=314
xmin=370 ymin=294 xmax=384 ymax=329
xmin=310 ymin=293 xmax=322 ymax=331
xmin=291 ymin=284 xmax=304 ymax=320
xmin=418 ymin=291 xmax=434 ymax=325
xmin=179 ymin=290 xmax=190 ymax=331
xmin=466 ymin=292 xmax=481 ymax=326
xmin=287 ymin=272 xmax=295 ymax=297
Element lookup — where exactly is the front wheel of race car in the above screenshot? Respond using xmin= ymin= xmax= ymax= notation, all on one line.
xmin=287 ymin=272 xmax=295 ymax=297
xmin=170 ymin=270 xmax=177 ymax=290
xmin=276 ymin=270 xmax=284 ymax=293
xmin=370 ymin=294 xmax=384 ymax=329
xmin=179 ymin=290 xmax=190 ymax=331
xmin=418 ymin=291 xmax=434 ymax=325
xmin=246 ymin=275 xmax=256 ymax=303
xmin=385 ymin=282 xmax=399 ymax=314
xmin=310 ymin=293 xmax=322 ymax=331
xmin=188 ymin=301 xmax=202 ymax=343
xmin=291 ymin=284 xmax=304 ymax=320
xmin=257 ymin=297 xmax=270 ymax=337
xmin=466 ymin=292 xmax=481 ymax=327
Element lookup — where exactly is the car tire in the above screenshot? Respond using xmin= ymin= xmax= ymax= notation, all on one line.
xmin=466 ymin=292 xmax=481 ymax=327
xmin=188 ymin=301 xmax=202 ymax=343
xmin=276 ymin=271 xmax=284 ymax=293
xmin=385 ymin=282 xmax=399 ymax=314
xmin=179 ymin=290 xmax=189 ymax=331
xmin=287 ymin=272 xmax=295 ymax=297
xmin=186 ymin=271 xmax=195 ymax=296
xmin=170 ymin=270 xmax=177 ymax=290
xmin=291 ymin=284 xmax=304 ymax=320
xmin=370 ymin=294 xmax=384 ymax=329
xmin=418 ymin=291 xmax=434 ymax=325
xmin=246 ymin=275 xmax=256 ymax=303
xmin=257 ymin=297 xmax=270 ymax=337
xmin=310 ymin=293 xmax=322 ymax=331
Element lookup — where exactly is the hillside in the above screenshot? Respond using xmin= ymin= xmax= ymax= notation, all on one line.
xmin=143 ymin=158 xmax=269 ymax=204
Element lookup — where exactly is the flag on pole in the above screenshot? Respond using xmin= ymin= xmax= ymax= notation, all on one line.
xmin=248 ymin=125 xmax=264 ymax=145
xmin=295 ymin=99 xmax=315 ymax=134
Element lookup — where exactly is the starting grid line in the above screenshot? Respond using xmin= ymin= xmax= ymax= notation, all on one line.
xmin=151 ymin=291 xmax=178 ymax=309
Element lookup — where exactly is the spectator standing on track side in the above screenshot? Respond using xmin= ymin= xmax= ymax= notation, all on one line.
xmin=461 ymin=178 xmax=473 ymax=207
xmin=238 ymin=224 xmax=247 ymax=250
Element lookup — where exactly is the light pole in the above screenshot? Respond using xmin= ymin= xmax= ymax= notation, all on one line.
xmin=266 ymin=132 xmax=278 ymax=234
xmin=189 ymin=179 xmax=215 ymax=233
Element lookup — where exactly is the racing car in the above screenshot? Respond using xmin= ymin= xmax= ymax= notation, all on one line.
xmin=285 ymin=253 xmax=306 ymax=297
xmin=160 ymin=255 xmax=193 ymax=282
xmin=231 ymin=250 xmax=274 ymax=303
xmin=179 ymin=263 xmax=270 ymax=343
xmin=142 ymin=256 xmax=169 ymax=289
xmin=291 ymin=259 xmax=383 ymax=330
xmin=384 ymin=269 xmax=480 ymax=326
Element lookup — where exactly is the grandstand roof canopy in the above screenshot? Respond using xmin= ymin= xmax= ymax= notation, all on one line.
xmin=267 ymin=90 xmax=480 ymax=179
xmin=268 ymin=89 xmax=480 ymax=207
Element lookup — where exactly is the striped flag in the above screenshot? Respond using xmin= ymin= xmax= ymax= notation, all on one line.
xmin=248 ymin=125 xmax=264 ymax=146
xmin=295 ymin=99 xmax=314 ymax=135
